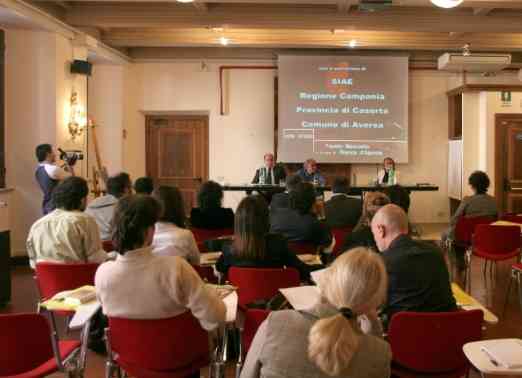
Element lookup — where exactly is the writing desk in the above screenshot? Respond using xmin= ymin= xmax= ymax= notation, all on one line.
xmin=463 ymin=339 xmax=522 ymax=376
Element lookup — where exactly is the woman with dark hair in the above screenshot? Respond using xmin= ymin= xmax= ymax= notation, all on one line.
xmin=95 ymin=195 xmax=225 ymax=329
xmin=152 ymin=186 xmax=201 ymax=265
xmin=216 ymin=195 xmax=311 ymax=280
xmin=270 ymin=182 xmax=332 ymax=248
xmin=190 ymin=181 xmax=235 ymax=229
xmin=377 ymin=157 xmax=399 ymax=185
xmin=444 ymin=170 xmax=498 ymax=269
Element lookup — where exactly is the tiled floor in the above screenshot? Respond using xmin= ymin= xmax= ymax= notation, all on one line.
xmin=3 ymin=254 xmax=522 ymax=378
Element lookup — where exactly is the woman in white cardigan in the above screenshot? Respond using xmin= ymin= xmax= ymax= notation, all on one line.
xmin=95 ymin=195 xmax=225 ymax=329
xmin=151 ymin=186 xmax=201 ymax=265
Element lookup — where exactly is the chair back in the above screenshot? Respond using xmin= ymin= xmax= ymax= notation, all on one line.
xmin=0 ymin=313 xmax=54 ymax=376
xmin=331 ymin=227 xmax=353 ymax=256
xmin=388 ymin=310 xmax=483 ymax=374
xmin=473 ymin=224 xmax=521 ymax=256
xmin=501 ymin=214 xmax=522 ymax=224
xmin=102 ymin=240 xmax=115 ymax=252
xmin=107 ymin=311 xmax=209 ymax=371
xmin=190 ymin=228 xmax=234 ymax=252
xmin=454 ymin=216 xmax=496 ymax=246
xmin=287 ymin=241 xmax=317 ymax=255
xmin=35 ymin=262 xmax=99 ymax=300
xmin=228 ymin=267 xmax=300 ymax=308
xmin=243 ymin=309 xmax=270 ymax=354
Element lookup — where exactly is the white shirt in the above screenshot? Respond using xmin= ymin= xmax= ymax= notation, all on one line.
xmin=152 ymin=222 xmax=201 ymax=265
xmin=95 ymin=247 xmax=226 ymax=330
xmin=39 ymin=163 xmax=71 ymax=181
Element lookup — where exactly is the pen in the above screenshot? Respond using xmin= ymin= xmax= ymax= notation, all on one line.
xmin=481 ymin=348 xmax=499 ymax=367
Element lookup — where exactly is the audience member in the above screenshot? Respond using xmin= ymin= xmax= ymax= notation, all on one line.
xmin=324 ymin=177 xmax=362 ymax=229
xmin=27 ymin=177 xmax=107 ymax=268
xmin=382 ymin=185 xmax=410 ymax=213
xmin=191 ymin=181 xmax=234 ymax=229
xmin=270 ymin=182 xmax=332 ymax=248
xmin=444 ymin=170 xmax=498 ymax=255
xmin=134 ymin=176 xmax=154 ymax=195
xmin=35 ymin=143 xmax=73 ymax=215
xmin=340 ymin=191 xmax=389 ymax=253
xmin=152 ymin=186 xmax=200 ymax=265
xmin=95 ymin=195 xmax=225 ymax=330
xmin=371 ymin=204 xmax=457 ymax=324
xmin=270 ymin=174 xmax=302 ymax=210
xmin=241 ymin=248 xmax=390 ymax=378
xmin=216 ymin=195 xmax=312 ymax=281
xmin=85 ymin=172 xmax=132 ymax=241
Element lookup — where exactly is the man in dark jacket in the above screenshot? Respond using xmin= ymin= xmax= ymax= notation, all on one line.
xmin=270 ymin=174 xmax=302 ymax=211
xmin=324 ymin=177 xmax=362 ymax=229
xmin=371 ymin=204 xmax=457 ymax=323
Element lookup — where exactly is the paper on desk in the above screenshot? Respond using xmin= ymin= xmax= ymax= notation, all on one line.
xmin=69 ymin=300 xmax=101 ymax=330
xmin=200 ymin=252 xmax=222 ymax=266
xmin=223 ymin=291 xmax=238 ymax=323
xmin=452 ymin=283 xmax=473 ymax=306
xmin=297 ymin=254 xmax=322 ymax=265
xmin=279 ymin=286 xmax=321 ymax=311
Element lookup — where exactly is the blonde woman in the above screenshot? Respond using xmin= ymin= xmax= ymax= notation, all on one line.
xmin=240 ymin=248 xmax=390 ymax=378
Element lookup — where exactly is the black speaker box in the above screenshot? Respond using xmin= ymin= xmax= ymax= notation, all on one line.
xmin=0 ymin=231 xmax=11 ymax=306
xmin=70 ymin=60 xmax=93 ymax=76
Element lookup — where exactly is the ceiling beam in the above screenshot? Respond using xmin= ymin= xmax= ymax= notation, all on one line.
xmin=101 ymin=28 xmax=522 ymax=52
xmin=64 ymin=4 xmax=522 ymax=33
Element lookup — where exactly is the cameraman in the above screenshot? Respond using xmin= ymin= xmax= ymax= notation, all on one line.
xmin=35 ymin=144 xmax=75 ymax=215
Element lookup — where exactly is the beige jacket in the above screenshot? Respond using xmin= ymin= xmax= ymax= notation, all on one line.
xmin=26 ymin=209 xmax=107 ymax=268
xmin=95 ymin=247 xmax=226 ymax=331
xmin=240 ymin=303 xmax=391 ymax=378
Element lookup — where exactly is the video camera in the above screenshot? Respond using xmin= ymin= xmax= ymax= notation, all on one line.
xmin=58 ymin=148 xmax=84 ymax=167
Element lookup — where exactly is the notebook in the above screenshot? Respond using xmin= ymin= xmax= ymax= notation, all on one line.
xmin=279 ymin=286 xmax=321 ymax=311
xmin=481 ymin=339 xmax=522 ymax=369
xmin=42 ymin=285 xmax=97 ymax=310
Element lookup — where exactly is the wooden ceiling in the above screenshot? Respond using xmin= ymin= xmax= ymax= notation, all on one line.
xmin=28 ymin=0 xmax=522 ymax=57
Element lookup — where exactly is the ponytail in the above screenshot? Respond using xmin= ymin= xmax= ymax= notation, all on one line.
xmin=308 ymin=313 xmax=360 ymax=376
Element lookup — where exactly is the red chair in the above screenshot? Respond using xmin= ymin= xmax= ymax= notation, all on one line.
xmin=102 ymin=240 xmax=115 ymax=252
xmin=388 ymin=310 xmax=483 ymax=377
xmin=190 ymin=228 xmax=234 ymax=252
xmin=331 ymin=227 xmax=353 ymax=256
xmin=504 ymin=263 xmax=522 ymax=316
xmin=501 ymin=214 xmax=522 ymax=224
xmin=192 ymin=265 xmax=218 ymax=284
xmin=242 ymin=309 xmax=270 ymax=355
xmin=105 ymin=311 xmax=210 ymax=378
xmin=470 ymin=225 xmax=521 ymax=292
xmin=287 ymin=241 xmax=317 ymax=255
xmin=0 ymin=313 xmax=80 ymax=378
xmin=228 ymin=267 xmax=301 ymax=309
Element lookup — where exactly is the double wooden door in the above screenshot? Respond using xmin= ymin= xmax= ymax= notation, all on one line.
xmin=146 ymin=115 xmax=209 ymax=214
xmin=496 ymin=114 xmax=522 ymax=214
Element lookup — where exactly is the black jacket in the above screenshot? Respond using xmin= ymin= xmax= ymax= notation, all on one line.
xmin=382 ymin=235 xmax=457 ymax=321
xmin=341 ymin=225 xmax=377 ymax=253
xmin=215 ymin=233 xmax=311 ymax=280
xmin=270 ymin=208 xmax=332 ymax=247
xmin=270 ymin=192 xmax=290 ymax=210
xmin=252 ymin=165 xmax=287 ymax=185
xmin=190 ymin=207 xmax=235 ymax=229
xmin=324 ymin=194 xmax=362 ymax=229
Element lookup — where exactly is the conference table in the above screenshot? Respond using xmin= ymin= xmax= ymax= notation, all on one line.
xmin=223 ymin=183 xmax=439 ymax=199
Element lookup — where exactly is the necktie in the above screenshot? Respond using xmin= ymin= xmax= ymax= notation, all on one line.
xmin=266 ymin=168 xmax=272 ymax=184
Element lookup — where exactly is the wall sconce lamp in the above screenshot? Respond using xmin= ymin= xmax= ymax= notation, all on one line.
xmin=68 ymin=91 xmax=87 ymax=141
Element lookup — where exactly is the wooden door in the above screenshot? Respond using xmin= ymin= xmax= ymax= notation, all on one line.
xmin=146 ymin=115 xmax=209 ymax=214
xmin=495 ymin=114 xmax=522 ymax=214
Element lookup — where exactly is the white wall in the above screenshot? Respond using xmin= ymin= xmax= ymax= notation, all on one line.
xmin=5 ymin=29 xmax=87 ymax=256
xmin=116 ymin=64 xmax=450 ymax=223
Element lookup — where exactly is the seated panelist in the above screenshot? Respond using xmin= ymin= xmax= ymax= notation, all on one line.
xmin=377 ymin=157 xmax=399 ymax=186
xmin=252 ymin=153 xmax=286 ymax=185
xmin=297 ymin=159 xmax=326 ymax=186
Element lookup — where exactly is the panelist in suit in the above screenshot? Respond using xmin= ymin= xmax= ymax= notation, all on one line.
xmin=252 ymin=153 xmax=286 ymax=185
xmin=324 ymin=177 xmax=362 ymax=229
xmin=377 ymin=157 xmax=399 ymax=186
xmin=297 ymin=159 xmax=326 ymax=186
